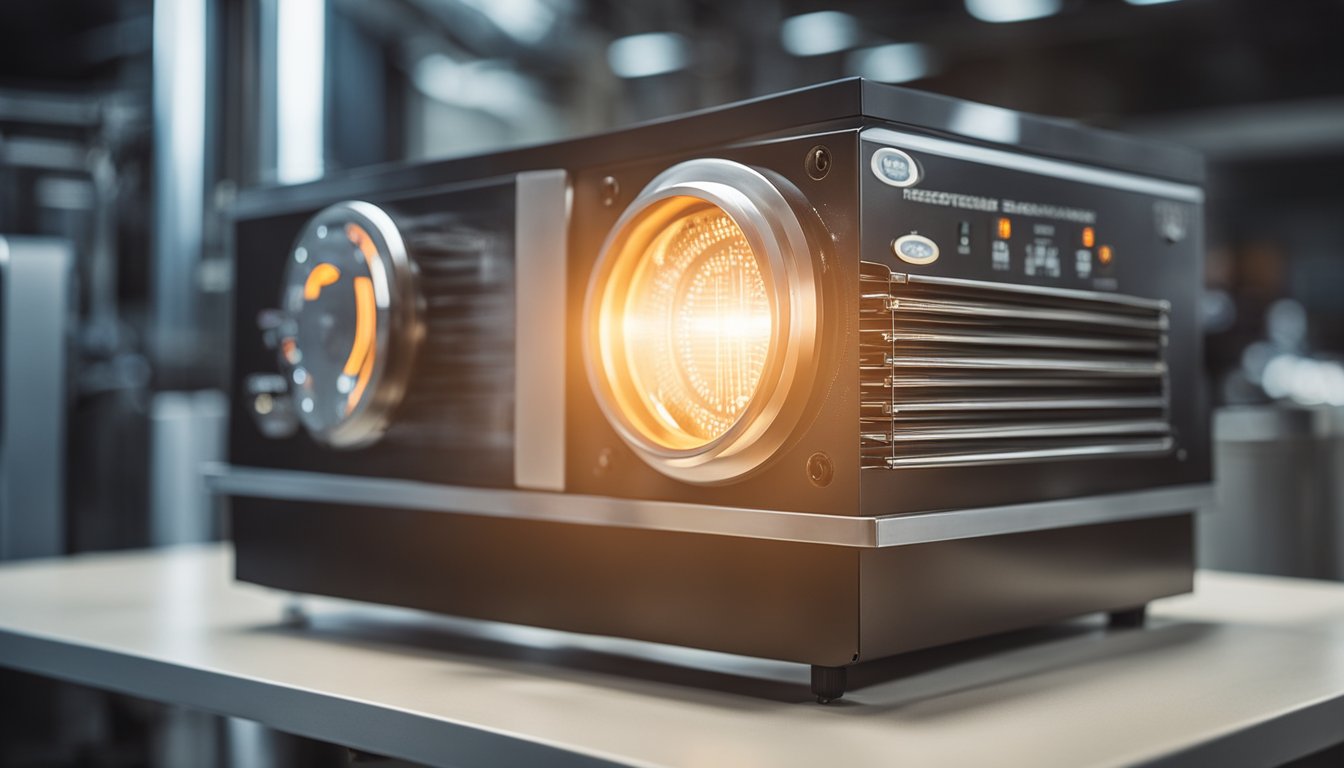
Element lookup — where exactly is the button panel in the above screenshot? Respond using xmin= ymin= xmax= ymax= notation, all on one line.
xmin=893 ymin=234 xmax=940 ymax=265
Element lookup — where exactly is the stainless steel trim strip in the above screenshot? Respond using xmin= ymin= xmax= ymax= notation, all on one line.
xmin=864 ymin=395 xmax=1168 ymax=413
xmin=513 ymin=169 xmax=569 ymax=491
xmin=861 ymin=419 xmax=1171 ymax=443
xmin=209 ymin=463 xmax=869 ymax=546
xmin=861 ymin=126 xmax=1205 ymax=204
xmin=888 ymin=298 xmax=1166 ymax=332
xmin=877 ymin=438 xmax=1174 ymax=469
xmin=205 ymin=463 xmax=1211 ymax=548
xmin=868 ymin=329 xmax=1160 ymax=352
xmin=884 ymin=355 xmax=1166 ymax=377
xmin=872 ymin=482 xmax=1208 ymax=547
xmin=906 ymin=273 xmax=1171 ymax=313
xmin=874 ymin=375 xmax=1148 ymax=389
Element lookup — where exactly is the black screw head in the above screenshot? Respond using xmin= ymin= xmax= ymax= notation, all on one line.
xmin=805 ymin=145 xmax=832 ymax=181
xmin=806 ymin=452 xmax=834 ymax=487
xmin=600 ymin=176 xmax=620 ymax=207
xmin=595 ymin=447 xmax=613 ymax=476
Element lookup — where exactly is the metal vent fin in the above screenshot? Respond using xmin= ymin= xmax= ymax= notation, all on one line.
xmin=859 ymin=261 xmax=1173 ymax=469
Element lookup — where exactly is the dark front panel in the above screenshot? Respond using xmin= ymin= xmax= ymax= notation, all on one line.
xmin=230 ymin=178 xmax=517 ymax=488
xmin=858 ymin=127 xmax=1209 ymax=515
xmin=232 ymin=498 xmax=862 ymax=666
xmin=858 ymin=514 xmax=1195 ymax=659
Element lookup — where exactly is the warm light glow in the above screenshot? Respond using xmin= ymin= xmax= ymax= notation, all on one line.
xmin=345 ymin=276 xmax=376 ymax=378
xmin=303 ymin=262 xmax=340 ymax=300
xmin=997 ymin=217 xmax=1012 ymax=240
xmin=598 ymin=199 xmax=773 ymax=450
xmin=1082 ymin=226 xmax=1096 ymax=248
xmin=1099 ymin=244 xmax=1114 ymax=265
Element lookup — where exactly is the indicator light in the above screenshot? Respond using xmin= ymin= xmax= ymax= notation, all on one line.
xmin=303 ymin=262 xmax=340 ymax=300
xmin=1098 ymin=244 xmax=1113 ymax=265
xmin=1082 ymin=226 xmax=1095 ymax=248
xmin=996 ymin=217 xmax=1012 ymax=240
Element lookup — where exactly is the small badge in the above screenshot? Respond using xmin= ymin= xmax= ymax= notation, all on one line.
xmin=871 ymin=147 xmax=921 ymax=188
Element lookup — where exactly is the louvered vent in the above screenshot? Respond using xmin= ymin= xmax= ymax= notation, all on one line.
xmin=394 ymin=219 xmax=514 ymax=448
xmin=860 ymin=261 xmax=1173 ymax=469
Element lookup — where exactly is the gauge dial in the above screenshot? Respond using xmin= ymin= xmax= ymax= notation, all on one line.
xmin=278 ymin=201 xmax=420 ymax=448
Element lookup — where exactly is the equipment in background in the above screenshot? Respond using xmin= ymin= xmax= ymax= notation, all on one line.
xmin=1201 ymin=406 xmax=1344 ymax=580
xmin=0 ymin=237 xmax=71 ymax=559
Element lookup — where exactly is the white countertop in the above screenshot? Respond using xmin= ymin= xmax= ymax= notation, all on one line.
xmin=1 ymin=544 xmax=1342 ymax=767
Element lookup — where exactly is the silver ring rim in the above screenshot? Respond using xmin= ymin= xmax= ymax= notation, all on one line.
xmin=583 ymin=159 xmax=820 ymax=484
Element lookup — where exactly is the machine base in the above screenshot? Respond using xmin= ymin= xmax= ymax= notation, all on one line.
xmin=232 ymin=498 xmax=1194 ymax=679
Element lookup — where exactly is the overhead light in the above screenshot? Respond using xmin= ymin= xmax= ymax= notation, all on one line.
xmin=411 ymin=54 xmax=548 ymax=130
xmin=847 ymin=43 xmax=935 ymax=84
xmin=1125 ymin=0 xmax=1182 ymax=5
xmin=964 ymin=0 xmax=1062 ymax=23
xmin=780 ymin=11 xmax=860 ymax=57
xmin=950 ymin=101 xmax=1022 ymax=144
xmin=607 ymin=32 xmax=691 ymax=79
xmin=456 ymin=0 xmax=557 ymax=44
xmin=275 ymin=0 xmax=325 ymax=183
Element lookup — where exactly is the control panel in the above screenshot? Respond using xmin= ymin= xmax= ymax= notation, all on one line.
xmin=860 ymin=128 xmax=1198 ymax=300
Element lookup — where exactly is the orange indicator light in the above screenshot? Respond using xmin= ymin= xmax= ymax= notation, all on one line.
xmin=996 ymin=217 xmax=1012 ymax=240
xmin=1082 ymin=226 xmax=1095 ymax=248
xmin=1098 ymin=245 xmax=1114 ymax=265
xmin=345 ymin=276 xmax=377 ymax=414
xmin=345 ymin=276 xmax=376 ymax=377
xmin=281 ymin=338 xmax=299 ymax=364
xmin=303 ymin=262 xmax=341 ymax=300
xmin=345 ymin=223 xmax=381 ymax=268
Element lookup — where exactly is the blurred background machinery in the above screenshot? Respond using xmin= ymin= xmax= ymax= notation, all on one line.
xmin=1 ymin=0 xmax=1343 ymax=765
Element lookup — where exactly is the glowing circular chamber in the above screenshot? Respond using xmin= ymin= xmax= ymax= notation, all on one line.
xmin=586 ymin=159 xmax=820 ymax=483
xmin=616 ymin=201 xmax=771 ymax=448
xmin=278 ymin=201 xmax=420 ymax=448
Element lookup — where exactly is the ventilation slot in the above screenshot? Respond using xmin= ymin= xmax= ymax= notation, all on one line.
xmin=859 ymin=261 xmax=1173 ymax=469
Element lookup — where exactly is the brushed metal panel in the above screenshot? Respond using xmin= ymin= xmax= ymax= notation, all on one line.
xmin=859 ymin=514 xmax=1195 ymax=659
xmin=0 ymin=237 xmax=70 ymax=559
xmin=513 ymin=169 xmax=569 ymax=491
xmin=208 ymin=463 xmax=1212 ymax=548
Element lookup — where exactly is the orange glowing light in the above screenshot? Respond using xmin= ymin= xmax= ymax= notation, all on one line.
xmin=996 ymin=217 xmax=1012 ymax=240
xmin=345 ymin=223 xmax=380 ymax=269
xmin=303 ymin=262 xmax=341 ymax=300
xmin=597 ymin=198 xmax=773 ymax=450
xmin=1082 ymin=226 xmax=1096 ymax=248
xmin=345 ymin=276 xmax=376 ymax=377
xmin=1098 ymin=245 xmax=1114 ymax=265
xmin=345 ymin=276 xmax=377 ymax=413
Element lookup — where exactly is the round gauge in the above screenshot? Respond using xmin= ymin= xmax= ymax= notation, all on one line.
xmin=277 ymin=201 xmax=420 ymax=448
xmin=584 ymin=159 xmax=821 ymax=484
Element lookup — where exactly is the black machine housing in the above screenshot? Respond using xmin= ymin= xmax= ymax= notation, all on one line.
xmin=219 ymin=79 xmax=1208 ymax=702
